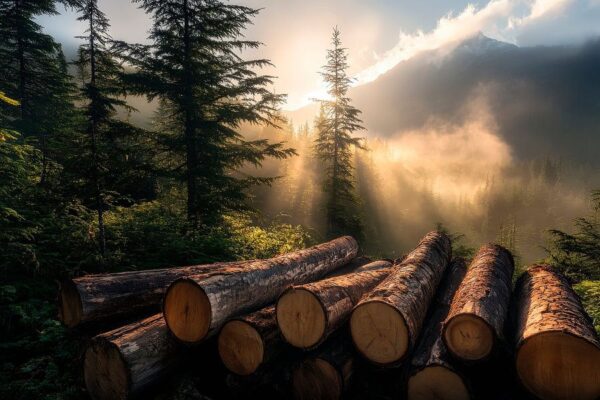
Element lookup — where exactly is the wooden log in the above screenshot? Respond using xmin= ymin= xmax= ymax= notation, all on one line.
xmin=512 ymin=265 xmax=600 ymax=400
xmin=84 ymin=313 xmax=181 ymax=400
xmin=217 ymin=256 xmax=374 ymax=375
xmin=408 ymin=259 xmax=471 ymax=400
xmin=164 ymin=236 xmax=358 ymax=343
xmin=442 ymin=244 xmax=514 ymax=361
xmin=217 ymin=305 xmax=282 ymax=376
xmin=59 ymin=260 xmax=248 ymax=327
xmin=277 ymin=260 xmax=393 ymax=349
xmin=291 ymin=338 xmax=354 ymax=400
xmin=350 ymin=231 xmax=452 ymax=366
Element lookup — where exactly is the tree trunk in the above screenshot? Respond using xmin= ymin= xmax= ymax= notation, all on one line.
xmin=87 ymin=7 xmax=106 ymax=258
xmin=58 ymin=260 xmax=248 ymax=327
xmin=512 ymin=265 xmax=600 ymax=400
xmin=350 ymin=231 xmax=451 ymax=366
xmin=217 ymin=256 xmax=374 ymax=375
xmin=408 ymin=259 xmax=472 ymax=400
xmin=164 ymin=236 xmax=358 ymax=344
xmin=443 ymin=244 xmax=514 ymax=361
xmin=277 ymin=260 xmax=393 ymax=349
xmin=291 ymin=337 xmax=354 ymax=400
xmin=84 ymin=314 xmax=181 ymax=400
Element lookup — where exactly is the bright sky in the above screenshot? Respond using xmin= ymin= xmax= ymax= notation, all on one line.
xmin=41 ymin=0 xmax=600 ymax=110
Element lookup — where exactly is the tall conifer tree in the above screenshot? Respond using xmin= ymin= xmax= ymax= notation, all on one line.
xmin=314 ymin=27 xmax=365 ymax=239
xmin=0 ymin=0 xmax=78 ymax=184
xmin=72 ymin=0 xmax=151 ymax=257
xmin=119 ymin=0 xmax=295 ymax=228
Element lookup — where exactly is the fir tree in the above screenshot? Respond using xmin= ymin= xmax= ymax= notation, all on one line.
xmin=72 ymin=0 xmax=152 ymax=257
xmin=0 ymin=0 xmax=78 ymax=184
xmin=119 ymin=0 xmax=295 ymax=228
xmin=314 ymin=27 xmax=365 ymax=239
xmin=547 ymin=190 xmax=600 ymax=281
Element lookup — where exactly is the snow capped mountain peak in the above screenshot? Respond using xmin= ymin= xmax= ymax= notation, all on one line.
xmin=454 ymin=32 xmax=517 ymax=55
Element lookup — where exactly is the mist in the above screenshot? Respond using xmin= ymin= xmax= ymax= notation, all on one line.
xmin=249 ymin=84 xmax=598 ymax=264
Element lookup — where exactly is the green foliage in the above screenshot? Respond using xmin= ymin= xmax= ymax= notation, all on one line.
xmin=574 ymin=280 xmax=600 ymax=335
xmin=314 ymin=28 xmax=365 ymax=240
xmin=0 ymin=1 xmax=77 ymax=183
xmin=102 ymin=193 xmax=312 ymax=271
xmin=0 ymin=131 xmax=41 ymax=273
xmin=0 ymin=282 xmax=85 ymax=400
xmin=547 ymin=190 xmax=600 ymax=282
xmin=435 ymin=223 xmax=476 ymax=260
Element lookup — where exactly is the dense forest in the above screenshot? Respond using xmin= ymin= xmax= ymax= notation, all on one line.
xmin=0 ymin=0 xmax=599 ymax=399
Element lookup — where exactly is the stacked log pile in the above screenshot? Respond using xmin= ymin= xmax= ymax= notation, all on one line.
xmin=59 ymin=233 xmax=600 ymax=400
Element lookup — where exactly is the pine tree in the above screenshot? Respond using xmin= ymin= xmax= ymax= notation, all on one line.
xmin=0 ymin=0 xmax=78 ymax=184
xmin=547 ymin=190 xmax=600 ymax=281
xmin=72 ymin=0 xmax=152 ymax=257
xmin=314 ymin=27 xmax=365 ymax=239
xmin=118 ymin=0 xmax=295 ymax=229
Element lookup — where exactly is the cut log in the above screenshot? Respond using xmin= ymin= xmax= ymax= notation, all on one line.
xmin=217 ymin=306 xmax=283 ymax=375
xmin=164 ymin=236 xmax=358 ymax=343
xmin=84 ymin=313 xmax=180 ymax=400
xmin=59 ymin=260 xmax=248 ymax=327
xmin=277 ymin=260 xmax=393 ymax=349
xmin=291 ymin=338 xmax=354 ymax=400
xmin=408 ymin=259 xmax=471 ymax=400
xmin=350 ymin=231 xmax=452 ymax=366
xmin=217 ymin=256 xmax=373 ymax=375
xmin=443 ymin=244 xmax=514 ymax=361
xmin=513 ymin=265 xmax=600 ymax=400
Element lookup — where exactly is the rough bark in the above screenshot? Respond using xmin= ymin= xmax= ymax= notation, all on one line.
xmin=408 ymin=259 xmax=472 ymax=399
xmin=292 ymin=338 xmax=355 ymax=400
xmin=164 ymin=236 xmax=358 ymax=343
xmin=350 ymin=231 xmax=452 ymax=366
xmin=277 ymin=260 xmax=393 ymax=349
xmin=512 ymin=265 xmax=600 ymax=400
xmin=59 ymin=260 xmax=248 ymax=327
xmin=442 ymin=244 xmax=514 ymax=361
xmin=218 ymin=256 xmax=376 ymax=375
xmin=84 ymin=313 xmax=181 ymax=400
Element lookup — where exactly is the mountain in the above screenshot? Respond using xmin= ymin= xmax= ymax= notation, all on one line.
xmin=287 ymin=34 xmax=600 ymax=163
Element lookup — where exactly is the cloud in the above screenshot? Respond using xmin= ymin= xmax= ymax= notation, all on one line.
xmin=509 ymin=0 xmax=574 ymax=27
xmin=298 ymin=0 xmax=599 ymax=106
xmin=354 ymin=0 xmax=517 ymax=85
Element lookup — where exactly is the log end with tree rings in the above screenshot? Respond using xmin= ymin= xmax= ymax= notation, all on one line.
xmin=84 ymin=340 xmax=130 ymax=400
xmin=218 ymin=320 xmax=265 ymax=375
xmin=58 ymin=280 xmax=83 ymax=328
xmin=350 ymin=300 xmax=408 ymax=365
xmin=516 ymin=331 xmax=600 ymax=400
xmin=276 ymin=288 xmax=326 ymax=349
xmin=408 ymin=366 xmax=470 ymax=400
xmin=163 ymin=279 xmax=211 ymax=343
xmin=443 ymin=314 xmax=494 ymax=361
xmin=291 ymin=358 xmax=345 ymax=400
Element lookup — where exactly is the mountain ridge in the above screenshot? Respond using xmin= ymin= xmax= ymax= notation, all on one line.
xmin=286 ymin=33 xmax=600 ymax=163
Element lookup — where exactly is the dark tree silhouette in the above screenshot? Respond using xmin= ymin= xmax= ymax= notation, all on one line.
xmin=72 ymin=0 xmax=151 ymax=257
xmin=0 ymin=0 xmax=78 ymax=185
xmin=314 ymin=27 xmax=365 ymax=239
xmin=118 ymin=0 xmax=295 ymax=229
